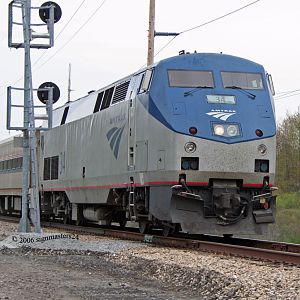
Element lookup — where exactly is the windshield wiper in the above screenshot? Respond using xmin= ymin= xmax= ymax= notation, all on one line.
xmin=225 ymin=85 xmax=256 ymax=99
xmin=184 ymin=86 xmax=213 ymax=97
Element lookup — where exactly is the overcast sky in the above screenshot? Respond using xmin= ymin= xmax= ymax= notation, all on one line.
xmin=0 ymin=0 xmax=299 ymax=140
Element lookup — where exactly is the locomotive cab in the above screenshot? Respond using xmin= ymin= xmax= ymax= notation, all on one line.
xmin=142 ymin=53 xmax=277 ymax=235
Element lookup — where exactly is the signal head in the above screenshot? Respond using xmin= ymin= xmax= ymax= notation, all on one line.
xmin=37 ymin=82 xmax=60 ymax=104
xmin=39 ymin=2 xmax=62 ymax=23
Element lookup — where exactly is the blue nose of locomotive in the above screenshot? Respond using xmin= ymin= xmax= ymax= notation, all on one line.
xmin=148 ymin=53 xmax=276 ymax=144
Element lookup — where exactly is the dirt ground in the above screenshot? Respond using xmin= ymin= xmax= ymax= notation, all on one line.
xmin=0 ymin=248 xmax=199 ymax=300
xmin=0 ymin=220 xmax=299 ymax=300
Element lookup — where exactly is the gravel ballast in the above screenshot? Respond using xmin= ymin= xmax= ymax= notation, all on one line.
xmin=0 ymin=220 xmax=299 ymax=300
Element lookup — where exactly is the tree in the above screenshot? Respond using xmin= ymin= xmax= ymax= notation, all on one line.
xmin=276 ymin=111 xmax=300 ymax=192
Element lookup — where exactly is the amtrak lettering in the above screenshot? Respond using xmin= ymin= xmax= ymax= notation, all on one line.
xmin=206 ymin=109 xmax=236 ymax=121
xmin=109 ymin=113 xmax=126 ymax=125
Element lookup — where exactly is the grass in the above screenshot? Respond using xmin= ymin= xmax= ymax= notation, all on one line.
xmin=274 ymin=192 xmax=300 ymax=244
xmin=276 ymin=192 xmax=300 ymax=209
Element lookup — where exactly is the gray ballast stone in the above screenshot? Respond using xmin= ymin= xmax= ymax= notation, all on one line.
xmin=0 ymin=233 xmax=146 ymax=253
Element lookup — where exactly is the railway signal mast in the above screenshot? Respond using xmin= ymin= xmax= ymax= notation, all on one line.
xmin=147 ymin=0 xmax=179 ymax=66
xmin=7 ymin=0 xmax=61 ymax=233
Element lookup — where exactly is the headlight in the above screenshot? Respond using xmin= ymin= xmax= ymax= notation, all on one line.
xmin=258 ymin=144 xmax=267 ymax=155
xmin=213 ymin=123 xmax=241 ymax=138
xmin=184 ymin=142 xmax=197 ymax=153
xmin=213 ymin=125 xmax=225 ymax=136
xmin=227 ymin=125 xmax=239 ymax=137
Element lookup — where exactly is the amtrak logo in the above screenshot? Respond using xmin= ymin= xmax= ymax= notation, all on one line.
xmin=206 ymin=109 xmax=236 ymax=121
xmin=106 ymin=125 xmax=125 ymax=159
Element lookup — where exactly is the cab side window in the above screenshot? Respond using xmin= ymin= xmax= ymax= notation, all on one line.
xmin=139 ymin=69 xmax=153 ymax=93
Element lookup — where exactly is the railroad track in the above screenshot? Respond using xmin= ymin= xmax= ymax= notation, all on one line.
xmin=1 ymin=215 xmax=300 ymax=265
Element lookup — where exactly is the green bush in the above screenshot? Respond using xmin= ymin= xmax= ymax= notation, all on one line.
xmin=275 ymin=192 xmax=300 ymax=243
xmin=276 ymin=192 xmax=300 ymax=209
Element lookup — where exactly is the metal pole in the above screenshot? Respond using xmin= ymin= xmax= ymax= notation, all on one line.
xmin=68 ymin=63 xmax=72 ymax=102
xmin=18 ymin=0 xmax=41 ymax=233
xmin=28 ymin=94 xmax=42 ymax=233
xmin=18 ymin=0 xmax=31 ymax=233
xmin=147 ymin=0 xmax=155 ymax=66
xmin=10 ymin=0 xmax=58 ymax=233
xmin=26 ymin=5 xmax=41 ymax=234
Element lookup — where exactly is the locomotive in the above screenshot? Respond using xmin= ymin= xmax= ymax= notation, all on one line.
xmin=0 ymin=52 xmax=277 ymax=236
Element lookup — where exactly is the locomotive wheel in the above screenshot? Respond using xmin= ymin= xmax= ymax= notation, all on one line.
xmin=119 ymin=220 xmax=127 ymax=228
xmin=162 ymin=225 xmax=174 ymax=237
xmin=139 ymin=221 xmax=149 ymax=234
xmin=64 ymin=202 xmax=72 ymax=224
xmin=162 ymin=223 xmax=180 ymax=237
xmin=75 ymin=218 xmax=82 ymax=226
xmin=63 ymin=214 xmax=70 ymax=224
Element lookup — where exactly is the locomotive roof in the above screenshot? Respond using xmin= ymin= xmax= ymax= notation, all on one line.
xmin=49 ymin=52 xmax=263 ymax=128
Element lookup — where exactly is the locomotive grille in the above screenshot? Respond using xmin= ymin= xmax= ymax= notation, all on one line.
xmin=111 ymin=81 xmax=130 ymax=104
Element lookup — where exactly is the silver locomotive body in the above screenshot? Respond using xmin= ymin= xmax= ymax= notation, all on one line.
xmin=1 ymin=53 xmax=277 ymax=236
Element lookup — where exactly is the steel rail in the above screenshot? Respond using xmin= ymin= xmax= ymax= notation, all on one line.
xmin=184 ymin=234 xmax=300 ymax=254
xmin=1 ymin=216 xmax=299 ymax=265
xmin=42 ymin=222 xmax=300 ymax=265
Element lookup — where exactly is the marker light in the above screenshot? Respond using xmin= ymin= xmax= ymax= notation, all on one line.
xmin=184 ymin=142 xmax=197 ymax=153
xmin=255 ymin=129 xmax=263 ymax=137
xmin=214 ymin=125 xmax=225 ymax=136
xmin=189 ymin=127 xmax=198 ymax=135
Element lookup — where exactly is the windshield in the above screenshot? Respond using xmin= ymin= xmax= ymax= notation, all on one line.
xmin=168 ymin=70 xmax=214 ymax=88
xmin=221 ymin=72 xmax=264 ymax=90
